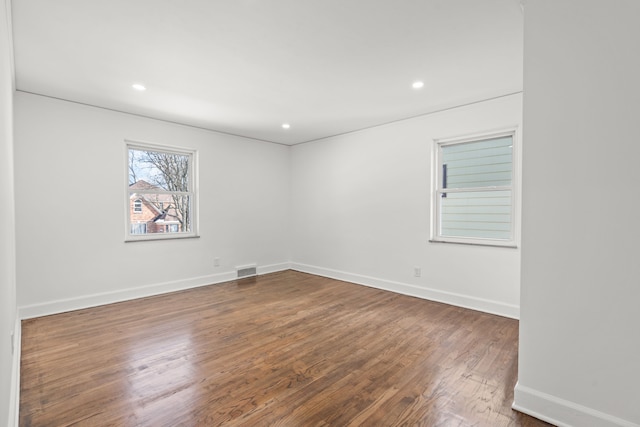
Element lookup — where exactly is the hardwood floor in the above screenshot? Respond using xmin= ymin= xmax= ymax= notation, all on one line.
xmin=20 ymin=270 xmax=551 ymax=426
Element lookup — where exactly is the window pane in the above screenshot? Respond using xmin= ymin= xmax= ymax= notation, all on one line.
xmin=440 ymin=190 xmax=512 ymax=240
xmin=128 ymin=192 xmax=192 ymax=234
xmin=126 ymin=143 xmax=197 ymax=241
xmin=442 ymin=136 xmax=512 ymax=189
xmin=129 ymin=148 xmax=190 ymax=192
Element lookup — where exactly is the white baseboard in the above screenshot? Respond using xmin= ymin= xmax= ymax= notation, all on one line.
xmin=290 ymin=262 xmax=519 ymax=319
xmin=513 ymin=382 xmax=639 ymax=427
xmin=18 ymin=262 xmax=291 ymax=319
xmin=18 ymin=261 xmax=516 ymax=320
xmin=258 ymin=262 xmax=291 ymax=275
xmin=8 ymin=316 xmax=20 ymax=427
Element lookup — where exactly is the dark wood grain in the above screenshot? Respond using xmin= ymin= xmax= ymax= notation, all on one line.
xmin=20 ymin=270 xmax=551 ymax=426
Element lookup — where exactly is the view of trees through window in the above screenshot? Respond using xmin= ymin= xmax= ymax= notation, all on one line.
xmin=128 ymin=145 xmax=193 ymax=237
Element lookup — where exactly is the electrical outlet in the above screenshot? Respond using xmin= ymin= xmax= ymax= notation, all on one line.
xmin=214 ymin=257 xmax=220 ymax=267
xmin=414 ymin=267 xmax=421 ymax=277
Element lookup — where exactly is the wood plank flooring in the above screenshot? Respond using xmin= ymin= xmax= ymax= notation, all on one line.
xmin=20 ymin=270 xmax=551 ymax=426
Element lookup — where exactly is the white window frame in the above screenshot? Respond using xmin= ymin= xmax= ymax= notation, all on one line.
xmin=125 ymin=140 xmax=199 ymax=242
xmin=430 ymin=128 xmax=518 ymax=248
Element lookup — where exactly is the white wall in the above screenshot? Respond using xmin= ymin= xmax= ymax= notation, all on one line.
xmin=515 ymin=1 xmax=640 ymax=426
xmin=14 ymin=92 xmax=291 ymax=316
xmin=291 ymin=93 xmax=522 ymax=318
xmin=0 ymin=0 xmax=18 ymax=425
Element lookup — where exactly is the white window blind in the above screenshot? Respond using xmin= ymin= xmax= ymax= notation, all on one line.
xmin=433 ymin=132 xmax=516 ymax=246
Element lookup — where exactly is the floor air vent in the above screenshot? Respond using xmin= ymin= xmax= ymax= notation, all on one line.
xmin=236 ymin=264 xmax=257 ymax=278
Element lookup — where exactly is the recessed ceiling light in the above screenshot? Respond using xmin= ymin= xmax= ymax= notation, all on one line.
xmin=132 ymin=83 xmax=146 ymax=91
xmin=412 ymin=81 xmax=424 ymax=89
xmin=282 ymin=123 xmax=291 ymax=129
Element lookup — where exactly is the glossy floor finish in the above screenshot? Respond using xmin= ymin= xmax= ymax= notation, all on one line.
xmin=20 ymin=271 xmax=550 ymax=426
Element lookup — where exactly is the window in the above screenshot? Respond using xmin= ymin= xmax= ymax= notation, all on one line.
xmin=130 ymin=223 xmax=147 ymax=234
xmin=432 ymin=130 xmax=517 ymax=247
xmin=126 ymin=141 xmax=198 ymax=241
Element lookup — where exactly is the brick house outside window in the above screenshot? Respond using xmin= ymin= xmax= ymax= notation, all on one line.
xmin=129 ymin=180 xmax=182 ymax=234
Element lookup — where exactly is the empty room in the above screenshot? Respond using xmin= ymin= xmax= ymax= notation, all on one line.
xmin=1 ymin=0 xmax=639 ymax=426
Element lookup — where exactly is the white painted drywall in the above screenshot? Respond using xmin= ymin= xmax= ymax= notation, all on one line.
xmin=0 ymin=0 xmax=17 ymax=425
xmin=14 ymin=92 xmax=291 ymax=314
xmin=291 ymin=94 xmax=522 ymax=318
xmin=516 ymin=1 xmax=640 ymax=425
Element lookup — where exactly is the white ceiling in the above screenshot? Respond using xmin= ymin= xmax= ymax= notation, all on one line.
xmin=11 ymin=0 xmax=523 ymax=145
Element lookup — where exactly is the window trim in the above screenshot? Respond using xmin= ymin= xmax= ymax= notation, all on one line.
xmin=125 ymin=140 xmax=199 ymax=242
xmin=430 ymin=128 xmax=519 ymax=248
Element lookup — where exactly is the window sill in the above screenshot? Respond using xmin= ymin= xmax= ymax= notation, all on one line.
xmin=429 ymin=239 xmax=517 ymax=249
xmin=125 ymin=234 xmax=200 ymax=243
